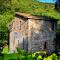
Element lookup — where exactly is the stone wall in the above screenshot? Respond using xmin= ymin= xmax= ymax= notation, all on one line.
xmin=9 ymin=17 xmax=56 ymax=53
xmin=28 ymin=19 xmax=55 ymax=53
xmin=9 ymin=17 xmax=28 ymax=53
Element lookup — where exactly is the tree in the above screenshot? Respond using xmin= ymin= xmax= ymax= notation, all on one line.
xmin=55 ymin=0 xmax=60 ymax=11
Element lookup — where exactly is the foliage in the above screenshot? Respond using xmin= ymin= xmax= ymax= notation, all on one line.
xmin=0 ymin=0 xmax=60 ymax=20
xmin=0 ymin=1 xmax=59 ymax=60
xmin=0 ymin=11 xmax=14 ymax=40
xmin=2 ymin=44 xmax=8 ymax=54
xmin=0 ymin=48 xmax=60 ymax=60
xmin=0 ymin=0 xmax=60 ymax=40
xmin=55 ymin=0 xmax=60 ymax=11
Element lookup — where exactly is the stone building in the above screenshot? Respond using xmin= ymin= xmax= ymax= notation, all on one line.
xmin=8 ymin=12 xmax=57 ymax=53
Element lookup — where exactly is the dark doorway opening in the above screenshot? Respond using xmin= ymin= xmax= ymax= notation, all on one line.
xmin=44 ymin=42 xmax=47 ymax=50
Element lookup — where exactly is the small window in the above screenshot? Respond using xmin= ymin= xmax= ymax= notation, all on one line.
xmin=14 ymin=32 xmax=18 ymax=38
xmin=50 ymin=22 xmax=55 ymax=31
xmin=20 ymin=21 xmax=21 ymax=30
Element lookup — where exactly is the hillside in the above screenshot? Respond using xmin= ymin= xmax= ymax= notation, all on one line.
xmin=0 ymin=0 xmax=60 ymax=19
xmin=0 ymin=0 xmax=60 ymax=40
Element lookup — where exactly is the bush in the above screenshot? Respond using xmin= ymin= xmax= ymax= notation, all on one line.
xmin=0 ymin=48 xmax=60 ymax=60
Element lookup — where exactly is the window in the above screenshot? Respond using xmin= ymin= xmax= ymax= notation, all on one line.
xmin=20 ymin=21 xmax=21 ymax=30
xmin=47 ymin=21 xmax=55 ymax=31
xmin=14 ymin=32 xmax=18 ymax=38
xmin=50 ymin=21 xmax=55 ymax=31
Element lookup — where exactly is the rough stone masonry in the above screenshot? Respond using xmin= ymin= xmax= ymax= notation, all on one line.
xmin=8 ymin=12 xmax=57 ymax=53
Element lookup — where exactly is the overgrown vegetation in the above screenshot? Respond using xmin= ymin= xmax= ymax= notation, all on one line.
xmin=0 ymin=47 xmax=60 ymax=60
xmin=0 ymin=0 xmax=60 ymax=41
xmin=0 ymin=1 xmax=60 ymax=60
xmin=0 ymin=0 xmax=60 ymax=19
